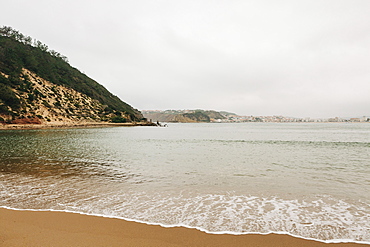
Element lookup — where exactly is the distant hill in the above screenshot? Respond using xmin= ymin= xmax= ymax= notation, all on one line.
xmin=142 ymin=109 xmax=227 ymax=123
xmin=0 ymin=26 xmax=144 ymax=125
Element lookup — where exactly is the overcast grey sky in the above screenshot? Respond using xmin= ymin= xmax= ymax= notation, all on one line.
xmin=2 ymin=0 xmax=370 ymax=118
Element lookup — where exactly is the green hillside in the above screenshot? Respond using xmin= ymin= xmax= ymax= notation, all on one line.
xmin=142 ymin=109 xmax=227 ymax=123
xmin=0 ymin=26 xmax=143 ymax=123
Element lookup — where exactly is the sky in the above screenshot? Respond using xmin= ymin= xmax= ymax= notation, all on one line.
xmin=1 ymin=0 xmax=370 ymax=118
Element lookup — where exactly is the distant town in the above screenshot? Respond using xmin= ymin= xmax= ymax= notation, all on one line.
xmin=142 ymin=110 xmax=370 ymax=123
xmin=216 ymin=115 xmax=370 ymax=123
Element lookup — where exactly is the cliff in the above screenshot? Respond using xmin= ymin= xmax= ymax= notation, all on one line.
xmin=0 ymin=26 xmax=145 ymax=125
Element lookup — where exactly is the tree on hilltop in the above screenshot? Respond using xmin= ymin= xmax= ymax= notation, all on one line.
xmin=0 ymin=26 xmax=68 ymax=62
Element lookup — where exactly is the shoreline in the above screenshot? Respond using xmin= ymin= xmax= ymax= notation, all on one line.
xmin=1 ymin=121 xmax=368 ymax=130
xmin=0 ymin=121 xmax=156 ymax=130
xmin=0 ymin=208 xmax=368 ymax=247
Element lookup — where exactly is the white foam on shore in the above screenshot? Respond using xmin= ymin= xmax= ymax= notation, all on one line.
xmin=1 ymin=174 xmax=369 ymax=243
xmin=1 ymin=206 xmax=369 ymax=245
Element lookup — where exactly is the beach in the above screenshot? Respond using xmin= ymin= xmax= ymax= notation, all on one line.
xmin=1 ymin=208 xmax=368 ymax=247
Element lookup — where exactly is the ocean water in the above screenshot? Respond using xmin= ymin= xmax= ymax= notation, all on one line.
xmin=0 ymin=123 xmax=369 ymax=243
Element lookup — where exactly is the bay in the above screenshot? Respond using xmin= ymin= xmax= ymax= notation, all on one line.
xmin=1 ymin=123 xmax=369 ymax=242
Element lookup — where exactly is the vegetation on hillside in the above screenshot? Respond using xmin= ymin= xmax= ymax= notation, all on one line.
xmin=0 ymin=26 xmax=143 ymax=122
xmin=183 ymin=111 xmax=211 ymax=122
xmin=143 ymin=109 xmax=227 ymax=123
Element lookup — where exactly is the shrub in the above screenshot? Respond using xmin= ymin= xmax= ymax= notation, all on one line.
xmin=27 ymin=93 xmax=35 ymax=101
xmin=0 ymin=83 xmax=21 ymax=109
xmin=111 ymin=116 xmax=127 ymax=123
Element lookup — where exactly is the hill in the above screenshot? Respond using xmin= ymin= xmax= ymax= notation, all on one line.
xmin=142 ymin=110 xmax=227 ymax=123
xmin=0 ymin=26 xmax=145 ymax=125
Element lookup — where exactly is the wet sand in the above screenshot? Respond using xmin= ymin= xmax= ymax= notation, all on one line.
xmin=0 ymin=208 xmax=367 ymax=247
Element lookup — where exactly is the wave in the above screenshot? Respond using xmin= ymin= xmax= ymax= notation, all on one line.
xmin=198 ymin=139 xmax=370 ymax=147
xmin=1 ymin=181 xmax=369 ymax=243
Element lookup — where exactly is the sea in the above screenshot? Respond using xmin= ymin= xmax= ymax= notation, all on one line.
xmin=0 ymin=123 xmax=369 ymax=244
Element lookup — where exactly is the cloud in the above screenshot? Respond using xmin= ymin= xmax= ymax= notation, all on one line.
xmin=1 ymin=0 xmax=370 ymax=117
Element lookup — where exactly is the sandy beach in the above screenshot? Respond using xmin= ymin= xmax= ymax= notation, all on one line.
xmin=0 ymin=208 xmax=367 ymax=247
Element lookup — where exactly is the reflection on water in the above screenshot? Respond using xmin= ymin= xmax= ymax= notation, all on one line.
xmin=0 ymin=129 xmax=141 ymax=182
xmin=1 ymin=123 xmax=370 ymax=242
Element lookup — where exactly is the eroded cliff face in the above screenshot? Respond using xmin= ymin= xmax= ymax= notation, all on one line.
xmin=0 ymin=69 xmax=130 ymax=125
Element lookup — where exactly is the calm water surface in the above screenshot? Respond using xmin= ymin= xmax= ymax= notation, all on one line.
xmin=0 ymin=123 xmax=369 ymax=242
